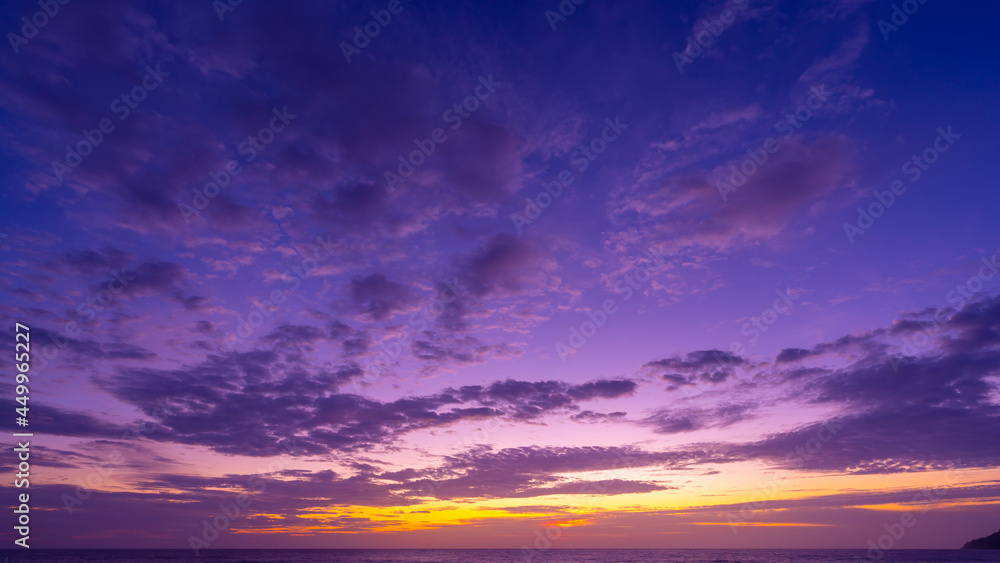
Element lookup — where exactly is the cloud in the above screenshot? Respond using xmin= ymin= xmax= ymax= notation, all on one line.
xmin=434 ymin=120 xmax=523 ymax=202
xmin=314 ymin=183 xmax=390 ymax=232
xmin=738 ymin=405 xmax=1000 ymax=474
xmin=1 ymin=400 xmax=129 ymax=439
xmin=571 ymin=410 xmax=628 ymax=422
xmin=731 ymin=295 xmax=1000 ymax=472
xmin=98 ymin=345 xmax=638 ymax=455
xmin=646 ymin=349 xmax=747 ymax=387
xmin=49 ymin=247 xmax=133 ymax=276
xmin=349 ymin=273 xmax=416 ymax=321
xmin=775 ymin=347 xmax=817 ymax=363
xmin=95 ymin=261 xmax=187 ymax=299
xmin=447 ymin=379 xmax=636 ymax=420
xmin=262 ymin=324 xmax=326 ymax=345
xmin=567 ymin=379 xmax=638 ymax=400
xmin=642 ymin=403 xmax=756 ymax=435
xmin=28 ymin=328 xmax=158 ymax=366
xmin=459 ymin=234 xmax=550 ymax=298
xmin=610 ymin=134 xmax=855 ymax=275
xmin=690 ymin=105 xmax=763 ymax=132
xmin=410 ymin=333 xmax=516 ymax=368
xmin=404 ymin=445 xmax=694 ymax=500
xmin=442 ymin=445 xmax=688 ymax=475
xmin=326 ymin=319 xmax=372 ymax=357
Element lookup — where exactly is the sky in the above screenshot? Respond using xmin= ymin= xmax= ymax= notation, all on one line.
xmin=1 ymin=0 xmax=1000 ymax=552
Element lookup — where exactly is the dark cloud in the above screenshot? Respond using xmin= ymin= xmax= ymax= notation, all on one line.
xmin=434 ymin=281 xmax=470 ymax=332
xmin=325 ymin=319 xmax=372 ymax=356
xmin=447 ymin=378 xmax=635 ymax=420
xmin=1 ymin=400 xmax=128 ymax=438
xmin=379 ymin=444 xmax=730 ymax=501
xmin=398 ymin=445 xmax=688 ymax=501
xmin=93 ymin=261 xmax=188 ymax=300
xmin=434 ymin=120 xmax=522 ymax=202
xmin=170 ymin=292 xmax=211 ymax=312
xmin=646 ymin=349 xmax=746 ymax=387
xmin=619 ymin=295 xmax=1000 ymax=473
xmin=349 ymin=273 xmax=415 ymax=320
xmin=340 ymin=332 xmax=372 ymax=357
xmin=459 ymin=234 xmax=547 ymax=298
xmin=731 ymin=295 xmax=1000 ymax=472
xmin=643 ymin=403 xmax=756 ymax=435
xmin=775 ymin=347 xmax=817 ymax=363
xmin=737 ymin=406 xmax=1000 ymax=474
xmin=262 ymin=324 xmax=326 ymax=347
xmin=406 ymin=473 xmax=668 ymax=501
xmin=259 ymin=321 xmax=370 ymax=358
xmin=410 ymin=332 xmax=520 ymax=370
xmin=611 ymin=134 xmax=855 ymax=256
xmin=314 ymin=183 xmax=389 ymax=231
xmin=568 ymin=379 xmax=638 ymax=400
xmin=51 ymin=247 xmax=133 ymax=276
xmin=100 ymin=347 xmax=638 ymax=455
xmin=29 ymin=328 xmax=158 ymax=366
xmin=193 ymin=320 xmax=217 ymax=334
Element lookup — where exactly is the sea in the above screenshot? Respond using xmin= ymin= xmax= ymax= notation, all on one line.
xmin=0 ymin=550 xmax=998 ymax=563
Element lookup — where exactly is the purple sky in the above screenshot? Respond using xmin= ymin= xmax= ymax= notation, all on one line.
xmin=1 ymin=0 xmax=1000 ymax=551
